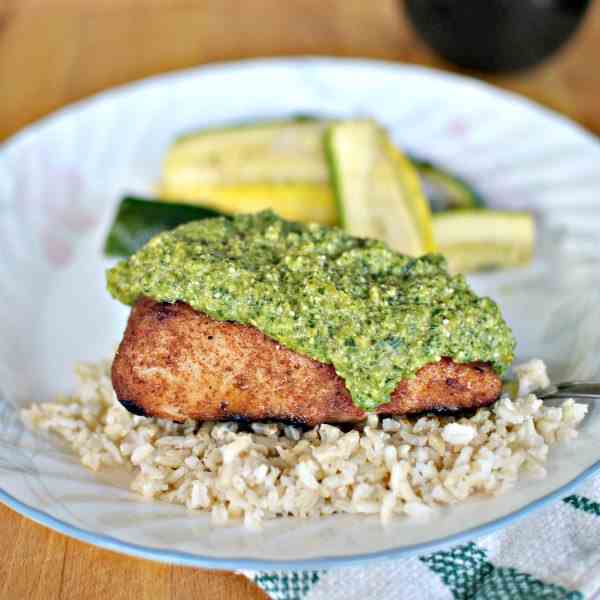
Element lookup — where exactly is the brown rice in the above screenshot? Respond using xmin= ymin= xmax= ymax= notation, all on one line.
xmin=21 ymin=358 xmax=587 ymax=528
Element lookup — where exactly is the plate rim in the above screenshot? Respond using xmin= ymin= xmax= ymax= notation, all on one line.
xmin=2 ymin=56 xmax=600 ymax=570
xmin=1 ymin=56 xmax=599 ymax=152
xmin=2 ymin=462 xmax=599 ymax=570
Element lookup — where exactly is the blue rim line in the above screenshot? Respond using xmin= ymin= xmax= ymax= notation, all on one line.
xmin=1 ymin=459 xmax=599 ymax=571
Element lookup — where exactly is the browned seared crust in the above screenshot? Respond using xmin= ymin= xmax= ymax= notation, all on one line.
xmin=112 ymin=298 xmax=503 ymax=426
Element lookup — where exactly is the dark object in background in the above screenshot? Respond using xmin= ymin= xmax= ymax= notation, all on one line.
xmin=404 ymin=0 xmax=590 ymax=72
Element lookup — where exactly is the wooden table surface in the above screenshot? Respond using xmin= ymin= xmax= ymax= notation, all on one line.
xmin=1 ymin=1 xmax=599 ymax=598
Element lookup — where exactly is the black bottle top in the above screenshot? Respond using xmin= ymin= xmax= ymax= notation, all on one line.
xmin=404 ymin=0 xmax=590 ymax=73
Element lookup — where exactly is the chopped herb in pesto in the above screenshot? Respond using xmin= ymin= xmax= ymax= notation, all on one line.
xmin=107 ymin=211 xmax=515 ymax=410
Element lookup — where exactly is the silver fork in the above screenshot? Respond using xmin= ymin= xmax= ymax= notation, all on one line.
xmin=536 ymin=381 xmax=600 ymax=400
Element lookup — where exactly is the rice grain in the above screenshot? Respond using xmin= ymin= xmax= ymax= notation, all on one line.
xmin=21 ymin=358 xmax=587 ymax=527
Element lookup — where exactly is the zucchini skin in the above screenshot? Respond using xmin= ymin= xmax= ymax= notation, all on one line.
xmin=172 ymin=114 xmax=325 ymax=144
xmin=410 ymin=156 xmax=485 ymax=211
xmin=388 ymin=144 xmax=436 ymax=253
xmin=323 ymin=127 xmax=346 ymax=229
xmin=104 ymin=196 xmax=224 ymax=258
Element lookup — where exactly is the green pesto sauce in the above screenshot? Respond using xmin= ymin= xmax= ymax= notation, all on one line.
xmin=107 ymin=211 xmax=515 ymax=410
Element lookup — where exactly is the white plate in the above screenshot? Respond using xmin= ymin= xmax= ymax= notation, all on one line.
xmin=1 ymin=58 xmax=600 ymax=570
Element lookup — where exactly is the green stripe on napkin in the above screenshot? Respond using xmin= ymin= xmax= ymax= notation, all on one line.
xmin=563 ymin=495 xmax=600 ymax=518
xmin=420 ymin=542 xmax=582 ymax=600
xmin=254 ymin=570 xmax=324 ymax=600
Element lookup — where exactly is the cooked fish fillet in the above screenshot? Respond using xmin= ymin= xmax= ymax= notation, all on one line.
xmin=112 ymin=297 xmax=503 ymax=426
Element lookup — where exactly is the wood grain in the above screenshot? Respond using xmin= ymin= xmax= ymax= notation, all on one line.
xmin=0 ymin=1 xmax=599 ymax=598
xmin=0 ymin=502 xmax=267 ymax=599
xmin=1 ymin=0 xmax=599 ymax=142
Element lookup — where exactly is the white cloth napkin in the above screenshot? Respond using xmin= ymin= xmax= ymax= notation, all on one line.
xmin=244 ymin=475 xmax=600 ymax=600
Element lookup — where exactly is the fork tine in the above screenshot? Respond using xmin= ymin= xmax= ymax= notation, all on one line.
xmin=554 ymin=383 xmax=600 ymax=396
xmin=541 ymin=392 xmax=600 ymax=400
xmin=557 ymin=381 xmax=600 ymax=389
